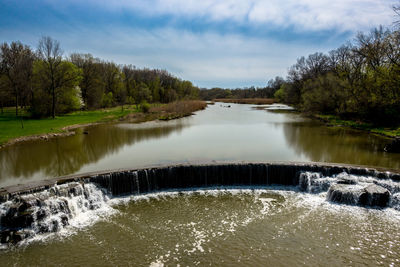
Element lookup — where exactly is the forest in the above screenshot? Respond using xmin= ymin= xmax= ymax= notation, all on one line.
xmin=0 ymin=37 xmax=200 ymax=118
xmin=199 ymin=76 xmax=284 ymax=101
xmin=274 ymin=26 xmax=400 ymax=126
xmin=201 ymin=25 xmax=400 ymax=128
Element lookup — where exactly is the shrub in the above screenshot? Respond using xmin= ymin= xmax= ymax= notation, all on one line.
xmin=140 ymin=101 xmax=150 ymax=113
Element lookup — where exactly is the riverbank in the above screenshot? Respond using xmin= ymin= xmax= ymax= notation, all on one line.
xmin=0 ymin=100 xmax=207 ymax=148
xmin=315 ymin=114 xmax=400 ymax=138
xmin=213 ymin=98 xmax=276 ymax=105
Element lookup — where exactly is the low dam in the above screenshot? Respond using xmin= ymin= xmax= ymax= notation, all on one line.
xmin=1 ymin=162 xmax=400 ymax=246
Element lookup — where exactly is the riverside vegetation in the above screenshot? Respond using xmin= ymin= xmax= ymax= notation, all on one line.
xmin=0 ymin=36 xmax=200 ymax=119
xmin=0 ymin=36 xmax=204 ymax=145
xmin=199 ymin=26 xmax=400 ymax=138
xmin=273 ymin=26 xmax=400 ymax=135
xmin=0 ymin=100 xmax=206 ymax=146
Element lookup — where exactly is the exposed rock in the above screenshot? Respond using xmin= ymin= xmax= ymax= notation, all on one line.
xmin=327 ymin=184 xmax=364 ymax=205
xmin=384 ymin=137 xmax=400 ymax=153
xmin=327 ymin=183 xmax=390 ymax=207
xmin=359 ymin=184 xmax=390 ymax=207
xmin=391 ymin=193 xmax=400 ymax=211
xmin=336 ymin=177 xmax=357 ymax=185
xmin=1 ymin=199 xmax=35 ymax=229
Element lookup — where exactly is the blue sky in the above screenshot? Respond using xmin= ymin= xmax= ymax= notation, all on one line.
xmin=0 ymin=0 xmax=397 ymax=88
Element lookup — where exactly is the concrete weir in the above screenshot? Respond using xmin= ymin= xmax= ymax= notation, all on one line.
xmin=1 ymin=162 xmax=400 ymax=245
xmin=1 ymin=161 xmax=400 ymax=201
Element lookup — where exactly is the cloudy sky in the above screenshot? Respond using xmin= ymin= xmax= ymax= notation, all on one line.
xmin=0 ymin=0 xmax=397 ymax=88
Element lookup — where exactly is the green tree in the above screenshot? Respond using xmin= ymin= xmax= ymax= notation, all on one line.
xmin=70 ymin=53 xmax=103 ymax=109
xmin=134 ymin=82 xmax=152 ymax=108
xmin=37 ymin=37 xmax=83 ymax=118
xmin=32 ymin=60 xmax=82 ymax=117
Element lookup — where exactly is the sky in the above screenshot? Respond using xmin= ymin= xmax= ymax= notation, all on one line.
xmin=0 ymin=0 xmax=398 ymax=88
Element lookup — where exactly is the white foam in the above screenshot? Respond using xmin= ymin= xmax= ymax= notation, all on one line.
xmin=3 ymin=181 xmax=400 ymax=249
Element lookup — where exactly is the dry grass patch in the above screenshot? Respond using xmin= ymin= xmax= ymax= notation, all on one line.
xmin=150 ymin=100 xmax=207 ymax=120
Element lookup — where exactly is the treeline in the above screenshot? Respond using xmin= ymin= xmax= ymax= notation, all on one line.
xmin=199 ymin=76 xmax=284 ymax=101
xmin=275 ymin=26 xmax=400 ymax=126
xmin=0 ymin=37 xmax=199 ymax=118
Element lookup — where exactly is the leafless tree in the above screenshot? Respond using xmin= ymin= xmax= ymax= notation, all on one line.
xmin=394 ymin=2 xmax=400 ymax=28
xmin=37 ymin=36 xmax=63 ymax=118
xmin=0 ymin=42 xmax=35 ymax=116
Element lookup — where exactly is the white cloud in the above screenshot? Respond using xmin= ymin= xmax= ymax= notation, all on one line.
xmin=66 ymin=0 xmax=397 ymax=32
xmin=47 ymin=27 xmax=331 ymax=88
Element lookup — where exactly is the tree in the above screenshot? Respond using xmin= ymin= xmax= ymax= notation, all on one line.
xmin=134 ymin=82 xmax=152 ymax=107
xmin=70 ymin=53 xmax=103 ymax=109
xmin=37 ymin=36 xmax=64 ymax=118
xmin=32 ymin=55 xmax=82 ymax=117
xmin=0 ymin=41 xmax=35 ymax=116
xmin=394 ymin=2 xmax=400 ymax=28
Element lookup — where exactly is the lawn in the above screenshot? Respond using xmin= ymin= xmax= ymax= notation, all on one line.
xmin=0 ymin=106 xmax=140 ymax=145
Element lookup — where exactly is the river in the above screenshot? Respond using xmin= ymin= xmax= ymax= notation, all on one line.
xmin=1 ymin=103 xmax=400 ymax=266
xmin=0 ymin=103 xmax=398 ymax=187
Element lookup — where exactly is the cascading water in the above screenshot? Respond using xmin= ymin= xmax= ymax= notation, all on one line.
xmin=0 ymin=182 xmax=112 ymax=245
xmin=298 ymin=171 xmax=396 ymax=208
xmin=1 ymin=163 xmax=400 ymax=247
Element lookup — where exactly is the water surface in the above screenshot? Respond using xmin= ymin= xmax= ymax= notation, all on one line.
xmin=1 ymin=189 xmax=399 ymax=266
xmin=0 ymin=103 xmax=399 ymax=187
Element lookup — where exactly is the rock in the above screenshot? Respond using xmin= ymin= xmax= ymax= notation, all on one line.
xmin=327 ymin=183 xmax=390 ymax=208
xmin=336 ymin=177 xmax=357 ymax=185
xmin=327 ymin=184 xmax=364 ymax=205
xmin=60 ymin=215 xmax=69 ymax=226
xmin=384 ymin=137 xmax=400 ymax=153
xmin=2 ymin=201 xmax=35 ymax=229
xmin=391 ymin=193 xmax=400 ymax=211
xmin=35 ymin=209 xmax=47 ymax=221
xmin=359 ymin=184 xmax=390 ymax=207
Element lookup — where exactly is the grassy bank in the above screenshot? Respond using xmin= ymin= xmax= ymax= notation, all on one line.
xmin=0 ymin=106 xmax=140 ymax=145
xmin=213 ymin=98 xmax=276 ymax=105
xmin=0 ymin=100 xmax=207 ymax=146
xmin=316 ymin=114 xmax=400 ymax=138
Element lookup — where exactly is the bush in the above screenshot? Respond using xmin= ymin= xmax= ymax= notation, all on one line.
xmin=140 ymin=101 xmax=150 ymax=113
xmin=101 ymin=92 xmax=113 ymax=108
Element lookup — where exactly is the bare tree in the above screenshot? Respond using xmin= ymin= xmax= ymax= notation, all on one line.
xmin=394 ymin=2 xmax=400 ymax=28
xmin=37 ymin=36 xmax=63 ymax=118
xmin=0 ymin=41 xmax=35 ymax=116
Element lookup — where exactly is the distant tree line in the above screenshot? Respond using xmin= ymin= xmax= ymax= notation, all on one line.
xmin=199 ymin=76 xmax=285 ymax=100
xmin=0 ymin=37 xmax=200 ymax=118
xmin=274 ymin=26 xmax=400 ymax=126
xmin=203 ymin=6 xmax=400 ymax=127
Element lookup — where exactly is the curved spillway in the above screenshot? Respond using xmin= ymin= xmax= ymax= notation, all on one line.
xmin=1 ymin=161 xmax=400 ymax=245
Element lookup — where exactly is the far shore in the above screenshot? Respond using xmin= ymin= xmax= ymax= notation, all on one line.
xmin=213 ymin=98 xmax=399 ymax=139
xmin=0 ymin=100 xmax=207 ymax=149
xmin=213 ymin=98 xmax=276 ymax=105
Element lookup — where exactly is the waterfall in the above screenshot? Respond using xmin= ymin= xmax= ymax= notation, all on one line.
xmin=0 ymin=182 xmax=110 ymax=245
xmin=1 ymin=162 xmax=400 ymax=246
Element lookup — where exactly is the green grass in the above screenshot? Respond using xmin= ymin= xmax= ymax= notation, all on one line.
xmin=316 ymin=114 xmax=400 ymax=137
xmin=0 ymin=106 xmax=140 ymax=145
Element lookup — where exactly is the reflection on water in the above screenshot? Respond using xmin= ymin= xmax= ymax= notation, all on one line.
xmin=0 ymin=120 xmax=189 ymax=186
xmin=0 ymin=103 xmax=399 ymax=187
xmin=283 ymin=121 xmax=400 ymax=169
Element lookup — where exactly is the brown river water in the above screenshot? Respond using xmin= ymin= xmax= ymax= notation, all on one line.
xmin=0 ymin=103 xmax=399 ymax=187
xmin=0 ymin=103 xmax=399 ymax=266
